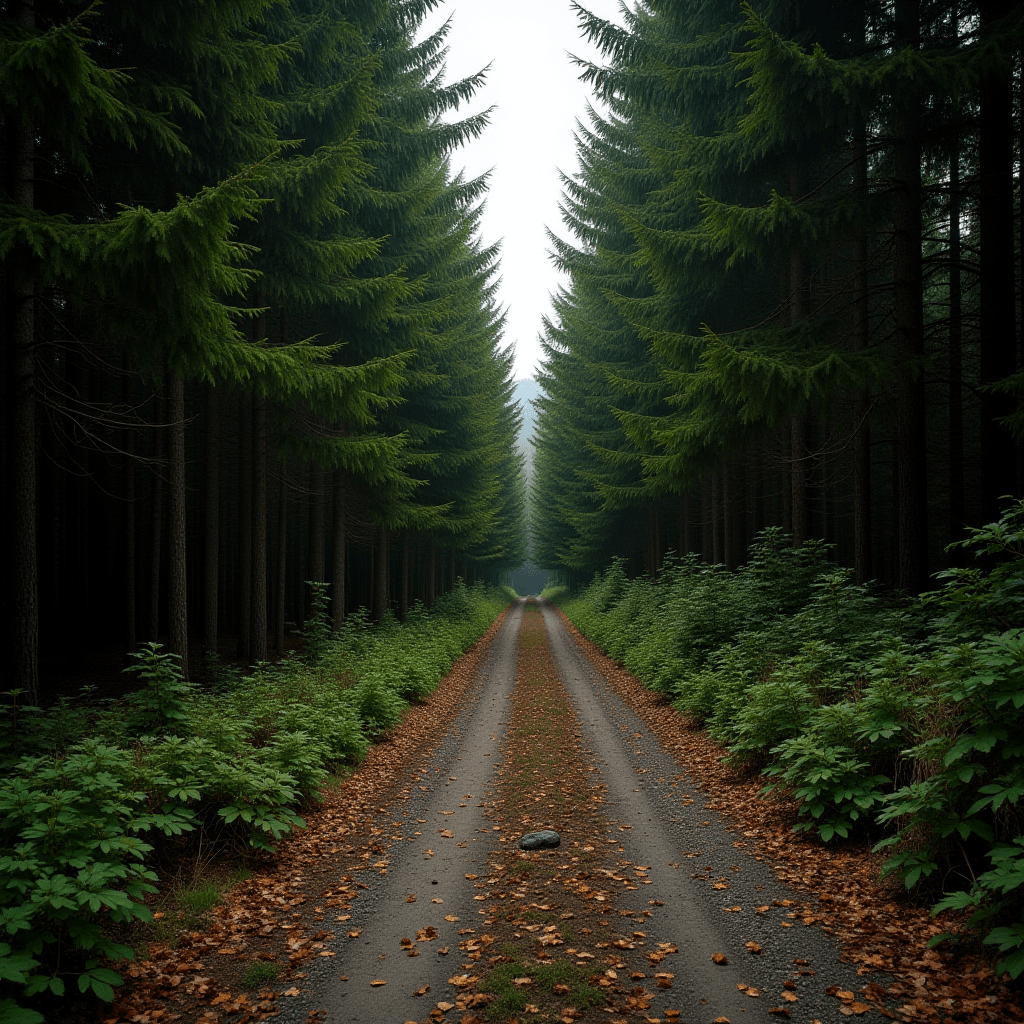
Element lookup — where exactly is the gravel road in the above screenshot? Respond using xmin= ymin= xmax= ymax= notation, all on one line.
xmin=279 ymin=599 xmax=870 ymax=1024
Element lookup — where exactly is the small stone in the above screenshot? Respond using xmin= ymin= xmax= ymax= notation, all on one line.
xmin=519 ymin=830 xmax=561 ymax=850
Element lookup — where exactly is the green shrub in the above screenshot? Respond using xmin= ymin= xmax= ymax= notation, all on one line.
xmin=561 ymin=502 xmax=1024 ymax=978
xmin=0 ymin=582 xmax=512 ymax=1018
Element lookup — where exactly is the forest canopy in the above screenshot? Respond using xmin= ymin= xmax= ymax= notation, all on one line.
xmin=531 ymin=0 xmax=1024 ymax=592
xmin=0 ymin=0 xmax=528 ymax=700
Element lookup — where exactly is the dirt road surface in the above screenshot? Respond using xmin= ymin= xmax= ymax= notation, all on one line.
xmin=262 ymin=597 xmax=875 ymax=1024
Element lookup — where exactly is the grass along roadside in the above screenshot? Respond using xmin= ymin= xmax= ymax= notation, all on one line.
xmin=47 ymin=599 xmax=516 ymax=1024
xmin=461 ymin=600 xmax=683 ymax=1024
xmin=552 ymin=605 xmax=1024 ymax=1024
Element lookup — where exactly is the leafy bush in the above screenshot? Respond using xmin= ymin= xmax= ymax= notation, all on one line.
xmin=0 ymin=582 xmax=511 ymax=1017
xmin=558 ymin=502 xmax=1024 ymax=978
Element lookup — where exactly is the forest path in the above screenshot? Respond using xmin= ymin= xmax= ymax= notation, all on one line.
xmin=284 ymin=599 xmax=867 ymax=1024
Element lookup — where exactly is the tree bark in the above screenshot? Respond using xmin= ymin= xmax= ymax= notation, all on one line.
xmin=236 ymin=393 xmax=252 ymax=657
xmin=790 ymin=415 xmax=808 ymax=545
xmin=400 ymin=531 xmax=410 ymax=620
xmin=4 ymin=0 xmax=38 ymax=697
xmin=276 ymin=465 xmax=287 ymax=655
xmin=123 ymin=354 xmax=137 ymax=654
xmin=852 ymin=117 xmax=873 ymax=582
xmin=948 ymin=136 xmax=965 ymax=559
xmin=711 ymin=470 xmax=723 ymax=564
xmin=978 ymin=0 xmax=1017 ymax=524
xmin=148 ymin=387 xmax=165 ymax=643
xmin=892 ymin=0 xmax=928 ymax=592
xmin=250 ymin=397 xmax=268 ymax=662
xmin=332 ymin=469 xmax=347 ymax=630
xmin=203 ymin=383 xmax=219 ymax=656
xmin=372 ymin=524 xmax=389 ymax=622
xmin=308 ymin=466 xmax=325 ymax=587
xmin=427 ymin=545 xmax=437 ymax=606
xmin=167 ymin=371 xmax=189 ymax=678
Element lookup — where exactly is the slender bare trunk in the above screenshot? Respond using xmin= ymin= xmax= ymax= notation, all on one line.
xmin=308 ymin=466 xmax=325 ymax=586
xmin=332 ymin=470 xmax=347 ymax=630
xmin=852 ymin=119 xmax=873 ymax=582
xmin=4 ymin=0 xmax=38 ymax=696
xmin=203 ymin=383 xmax=219 ymax=656
xmin=276 ymin=466 xmax=287 ymax=655
xmin=790 ymin=415 xmax=808 ymax=545
xmin=948 ymin=138 xmax=965 ymax=558
xmin=167 ymin=371 xmax=189 ymax=678
xmin=978 ymin=0 xmax=1017 ymax=523
xmin=892 ymin=0 xmax=928 ymax=592
xmin=400 ymin=532 xmax=410 ymax=620
xmin=371 ymin=525 xmax=388 ymax=622
xmin=251 ymin=397 xmax=268 ymax=661
xmin=148 ymin=388 xmax=165 ymax=643
xmin=123 ymin=355 xmax=137 ymax=653
xmin=236 ymin=393 xmax=252 ymax=657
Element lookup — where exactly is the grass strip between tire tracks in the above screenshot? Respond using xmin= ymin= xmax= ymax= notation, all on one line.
xmin=460 ymin=600 xmax=683 ymax=1024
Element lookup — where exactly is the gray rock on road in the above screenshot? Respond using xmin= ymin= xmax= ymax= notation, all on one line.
xmin=517 ymin=829 xmax=560 ymax=850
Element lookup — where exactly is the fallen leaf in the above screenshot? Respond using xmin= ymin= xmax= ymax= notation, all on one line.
xmin=370 ymin=979 xmax=386 ymax=986
xmin=781 ymin=991 xmax=798 ymax=1002
xmin=513 ymin=978 xmax=532 ymax=986
xmin=406 ymin=894 xmax=417 ymax=903
xmin=444 ymin=914 xmax=459 ymax=922
xmin=745 ymin=942 xmax=763 ymax=955
xmin=711 ymin=952 xmax=729 ymax=965
xmin=284 ymin=988 xmax=301 ymax=997
xmin=347 ymin=930 xmax=361 ymax=938
xmin=439 ymin=830 xmax=454 ymax=838
xmin=431 ymin=898 xmax=444 ymax=904
xmin=436 ymin=1001 xmax=455 ymax=1011
xmin=414 ymin=985 xmax=429 ymax=997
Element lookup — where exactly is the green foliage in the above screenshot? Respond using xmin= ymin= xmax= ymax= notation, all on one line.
xmin=241 ymin=960 xmax=281 ymax=989
xmin=562 ymin=500 xmax=1024 ymax=976
xmin=122 ymin=643 xmax=194 ymax=736
xmin=0 ymin=583 xmax=509 ymax=1016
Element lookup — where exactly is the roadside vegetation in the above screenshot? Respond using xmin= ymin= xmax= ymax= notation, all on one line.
xmin=554 ymin=501 xmax=1024 ymax=981
xmin=0 ymin=583 xmax=512 ymax=1023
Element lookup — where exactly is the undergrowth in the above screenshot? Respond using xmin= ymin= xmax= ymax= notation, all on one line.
xmin=557 ymin=501 xmax=1024 ymax=981
xmin=0 ymin=582 xmax=512 ymax=1022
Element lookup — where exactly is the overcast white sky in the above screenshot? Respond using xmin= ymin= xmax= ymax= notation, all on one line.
xmin=417 ymin=0 xmax=627 ymax=382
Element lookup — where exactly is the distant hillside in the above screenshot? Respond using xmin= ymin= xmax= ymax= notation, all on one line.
xmin=513 ymin=378 xmax=541 ymax=479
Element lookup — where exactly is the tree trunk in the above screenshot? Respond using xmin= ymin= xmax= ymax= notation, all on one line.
xmin=978 ymin=0 xmax=1017 ymax=524
xmin=891 ymin=0 xmax=928 ymax=592
xmin=276 ymin=466 xmax=287 ymax=655
xmin=148 ymin=388 xmax=165 ymax=643
xmin=427 ymin=545 xmax=437 ymax=606
xmin=711 ymin=470 xmax=723 ymax=564
xmin=948 ymin=136 xmax=965 ymax=559
xmin=852 ymin=118 xmax=873 ymax=582
xmin=308 ymin=466 xmax=325 ymax=587
xmin=250 ymin=397 xmax=268 ymax=662
xmin=4 ymin=0 xmax=38 ymax=697
xmin=167 ymin=371 xmax=189 ymax=678
xmin=236 ymin=393 xmax=252 ymax=657
xmin=372 ymin=524 xmax=389 ymax=622
xmin=123 ymin=354 xmax=137 ymax=654
xmin=400 ymin=532 xmax=410 ymax=620
xmin=203 ymin=383 xmax=219 ymax=656
xmin=790 ymin=416 xmax=809 ymax=545
xmin=332 ymin=470 xmax=347 ymax=630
